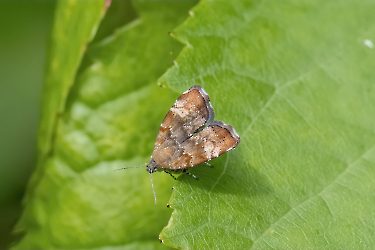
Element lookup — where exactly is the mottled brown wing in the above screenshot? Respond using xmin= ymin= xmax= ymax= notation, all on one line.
xmin=151 ymin=85 xmax=215 ymax=166
xmin=168 ymin=121 xmax=240 ymax=170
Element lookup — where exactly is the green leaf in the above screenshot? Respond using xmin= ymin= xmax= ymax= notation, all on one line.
xmin=14 ymin=0 xmax=197 ymax=249
xmin=159 ymin=0 xmax=375 ymax=249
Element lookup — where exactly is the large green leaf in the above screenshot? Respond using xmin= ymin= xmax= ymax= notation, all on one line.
xmin=14 ymin=0 xmax=197 ymax=249
xmin=159 ymin=0 xmax=375 ymax=249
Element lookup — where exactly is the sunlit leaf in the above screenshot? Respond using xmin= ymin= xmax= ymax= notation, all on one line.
xmin=159 ymin=1 xmax=375 ymax=249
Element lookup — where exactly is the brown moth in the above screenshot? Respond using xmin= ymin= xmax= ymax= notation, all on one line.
xmin=146 ymin=85 xmax=240 ymax=177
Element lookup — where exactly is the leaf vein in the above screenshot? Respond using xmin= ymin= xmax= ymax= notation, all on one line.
xmin=252 ymin=143 xmax=375 ymax=247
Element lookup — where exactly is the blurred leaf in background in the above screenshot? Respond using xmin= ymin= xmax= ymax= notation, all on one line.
xmin=0 ymin=1 xmax=55 ymax=248
xmin=7 ymin=0 xmax=375 ymax=249
xmin=13 ymin=0 xmax=196 ymax=249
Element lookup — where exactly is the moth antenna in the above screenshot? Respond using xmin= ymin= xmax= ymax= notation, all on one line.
xmin=114 ymin=164 xmax=147 ymax=171
xmin=150 ymin=172 xmax=157 ymax=205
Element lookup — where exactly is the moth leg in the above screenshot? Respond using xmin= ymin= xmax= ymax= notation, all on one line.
xmin=204 ymin=162 xmax=214 ymax=168
xmin=164 ymin=170 xmax=177 ymax=180
xmin=179 ymin=169 xmax=198 ymax=180
xmin=185 ymin=171 xmax=198 ymax=180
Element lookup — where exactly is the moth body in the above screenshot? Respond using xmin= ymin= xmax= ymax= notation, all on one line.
xmin=147 ymin=85 xmax=240 ymax=176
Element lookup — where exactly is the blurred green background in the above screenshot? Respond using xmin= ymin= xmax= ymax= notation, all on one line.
xmin=0 ymin=1 xmax=55 ymax=248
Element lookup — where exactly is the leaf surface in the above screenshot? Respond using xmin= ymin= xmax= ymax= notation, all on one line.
xmin=159 ymin=1 xmax=375 ymax=249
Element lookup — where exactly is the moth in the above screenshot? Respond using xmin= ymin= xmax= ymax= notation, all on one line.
xmin=146 ymin=85 xmax=240 ymax=177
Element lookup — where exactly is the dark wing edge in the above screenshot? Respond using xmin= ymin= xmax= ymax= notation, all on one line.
xmin=188 ymin=85 xmax=215 ymax=125
xmin=210 ymin=120 xmax=241 ymax=151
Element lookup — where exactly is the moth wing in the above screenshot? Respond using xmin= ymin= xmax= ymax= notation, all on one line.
xmin=151 ymin=85 xmax=215 ymax=166
xmin=167 ymin=121 xmax=240 ymax=170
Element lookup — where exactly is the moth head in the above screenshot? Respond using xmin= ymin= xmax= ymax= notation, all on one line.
xmin=146 ymin=159 xmax=159 ymax=174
